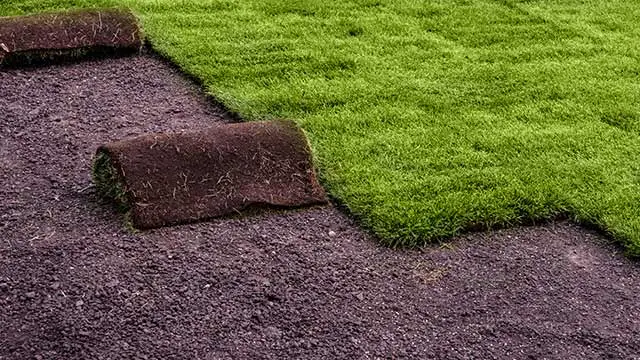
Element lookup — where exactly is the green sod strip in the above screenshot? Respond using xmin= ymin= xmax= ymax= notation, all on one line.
xmin=4 ymin=1 xmax=640 ymax=255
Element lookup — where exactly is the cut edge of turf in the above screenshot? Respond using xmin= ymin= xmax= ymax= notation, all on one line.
xmin=92 ymin=149 xmax=135 ymax=231
xmin=140 ymin=39 xmax=245 ymax=123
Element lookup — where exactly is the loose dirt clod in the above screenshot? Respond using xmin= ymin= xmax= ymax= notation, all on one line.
xmin=0 ymin=8 xmax=142 ymax=67
xmin=93 ymin=121 xmax=328 ymax=229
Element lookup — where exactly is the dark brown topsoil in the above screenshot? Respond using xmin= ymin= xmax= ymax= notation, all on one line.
xmin=0 ymin=9 xmax=141 ymax=67
xmin=96 ymin=120 xmax=326 ymax=230
xmin=1 ymin=53 xmax=639 ymax=360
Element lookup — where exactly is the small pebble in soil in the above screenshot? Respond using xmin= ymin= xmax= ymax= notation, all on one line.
xmin=328 ymin=230 xmax=337 ymax=237
xmin=264 ymin=326 xmax=283 ymax=338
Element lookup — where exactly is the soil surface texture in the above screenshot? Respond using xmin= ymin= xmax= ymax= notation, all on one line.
xmin=96 ymin=120 xmax=326 ymax=229
xmin=1 ymin=54 xmax=639 ymax=360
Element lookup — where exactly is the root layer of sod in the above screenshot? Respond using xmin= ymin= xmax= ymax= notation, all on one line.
xmin=93 ymin=120 xmax=327 ymax=229
xmin=0 ymin=8 xmax=141 ymax=66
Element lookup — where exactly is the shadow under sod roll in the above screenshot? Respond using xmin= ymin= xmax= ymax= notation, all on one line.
xmin=93 ymin=120 xmax=328 ymax=229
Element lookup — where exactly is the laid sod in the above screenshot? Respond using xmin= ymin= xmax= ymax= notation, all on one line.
xmin=0 ymin=8 xmax=141 ymax=66
xmin=3 ymin=1 xmax=640 ymax=255
xmin=93 ymin=121 xmax=327 ymax=229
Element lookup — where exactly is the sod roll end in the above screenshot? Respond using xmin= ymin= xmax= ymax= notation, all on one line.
xmin=0 ymin=8 xmax=142 ymax=67
xmin=93 ymin=120 xmax=328 ymax=229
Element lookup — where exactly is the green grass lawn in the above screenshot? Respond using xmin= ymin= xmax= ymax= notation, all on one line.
xmin=4 ymin=0 xmax=640 ymax=255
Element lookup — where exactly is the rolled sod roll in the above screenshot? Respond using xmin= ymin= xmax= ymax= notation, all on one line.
xmin=0 ymin=8 xmax=142 ymax=67
xmin=93 ymin=120 xmax=328 ymax=229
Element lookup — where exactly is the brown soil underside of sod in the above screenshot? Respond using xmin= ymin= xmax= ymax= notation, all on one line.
xmin=96 ymin=120 xmax=326 ymax=229
xmin=1 ymin=54 xmax=639 ymax=359
xmin=0 ymin=9 xmax=141 ymax=66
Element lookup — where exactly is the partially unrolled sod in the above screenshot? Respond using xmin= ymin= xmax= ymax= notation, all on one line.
xmin=93 ymin=120 xmax=328 ymax=229
xmin=0 ymin=8 xmax=142 ymax=66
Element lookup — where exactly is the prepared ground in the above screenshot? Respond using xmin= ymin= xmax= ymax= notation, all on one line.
xmin=1 ymin=55 xmax=639 ymax=359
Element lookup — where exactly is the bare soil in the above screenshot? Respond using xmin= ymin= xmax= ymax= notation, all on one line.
xmin=1 ymin=54 xmax=639 ymax=360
